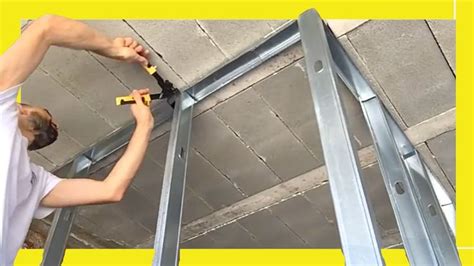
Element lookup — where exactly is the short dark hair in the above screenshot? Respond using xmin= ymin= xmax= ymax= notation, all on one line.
xmin=27 ymin=108 xmax=58 ymax=151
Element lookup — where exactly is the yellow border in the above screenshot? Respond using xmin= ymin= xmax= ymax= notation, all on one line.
xmin=1 ymin=0 xmax=472 ymax=265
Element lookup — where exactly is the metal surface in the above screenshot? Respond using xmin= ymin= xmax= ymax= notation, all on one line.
xmin=185 ymin=21 xmax=300 ymax=104
xmin=41 ymin=155 xmax=92 ymax=266
xmin=324 ymin=21 xmax=460 ymax=265
xmin=298 ymin=9 xmax=384 ymax=265
xmin=152 ymin=92 xmax=193 ymax=266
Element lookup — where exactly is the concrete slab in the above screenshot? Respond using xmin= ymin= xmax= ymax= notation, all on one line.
xmin=416 ymin=143 xmax=455 ymax=201
xmin=39 ymin=47 xmax=133 ymax=127
xmin=338 ymin=35 xmax=408 ymax=129
xmin=187 ymin=149 xmax=245 ymax=209
xmin=147 ymin=132 xmax=169 ymax=167
xmin=182 ymin=188 xmax=214 ymax=225
xmin=191 ymin=110 xmax=281 ymax=195
xmin=130 ymin=155 xmax=165 ymax=204
xmin=252 ymin=62 xmax=322 ymax=161
xmin=362 ymin=164 xmax=398 ymax=231
xmin=75 ymin=204 xmax=133 ymax=240
xmin=206 ymin=221 xmax=261 ymax=248
xmin=239 ymin=209 xmax=307 ymax=247
xmin=192 ymin=43 xmax=304 ymax=117
xmin=196 ymin=20 xmax=273 ymax=58
xmin=427 ymin=130 xmax=455 ymax=187
xmin=181 ymin=234 xmax=217 ymax=248
xmin=103 ymin=219 xmax=153 ymax=247
xmin=23 ymin=70 xmax=114 ymax=146
xmin=253 ymin=60 xmax=371 ymax=162
xmin=266 ymin=20 xmax=290 ymax=30
xmin=427 ymin=20 xmax=456 ymax=73
xmin=270 ymin=196 xmax=340 ymax=247
xmin=347 ymin=20 xmax=455 ymax=126
xmin=36 ymin=129 xmax=84 ymax=166
xmin=304 ymin=164 xmax=398 ymax=230
xmin=115 ymin=185 xmax=158 ymax=232
xmin=214 ymin=88 xmax=319 ymax=180
xmin=336 ymin=76 xmax=373 ymax=148
xmin=83 ymin=20 xmax=186 ymax=90
xmin=326 ymin=19 xmax=368 ymax=37
xmin=28 ymin=151 xmax=56 ymax=171
xmin=126 ymin=20 xmax=227 ymax=84
xmin=303 ymin=183 xmax=336 ymax=224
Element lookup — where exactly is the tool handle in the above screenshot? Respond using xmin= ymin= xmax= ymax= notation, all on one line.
xmin=116 ymin=94 xmax=152 ymax=106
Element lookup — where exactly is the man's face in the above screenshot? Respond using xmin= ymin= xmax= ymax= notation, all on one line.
xmin=18 ymin=103 xmax=56 ymax=142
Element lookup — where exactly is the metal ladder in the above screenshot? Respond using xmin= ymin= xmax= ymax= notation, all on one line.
xmin=41 ymin=9 xmax=459 ymax=266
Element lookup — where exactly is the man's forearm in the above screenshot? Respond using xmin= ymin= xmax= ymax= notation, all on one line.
xmin=104 ymin=122 xmax=153 ymax=199
xmin=41 ymin=15 xmax=115 ymax=57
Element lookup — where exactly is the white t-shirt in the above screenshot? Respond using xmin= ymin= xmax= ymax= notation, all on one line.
xmin=0 ymin=84 xmax=62 ymax=265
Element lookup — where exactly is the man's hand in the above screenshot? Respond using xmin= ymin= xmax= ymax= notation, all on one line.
xmin=100 ymin=37 xmax=150 ymax=67
xmin=41 ymin=89 xmax=155 ymax=208
xmin=0 ymin=15 xmax=152 ymax=91
xmin=130 ymin=88 xmax=154 ymax=127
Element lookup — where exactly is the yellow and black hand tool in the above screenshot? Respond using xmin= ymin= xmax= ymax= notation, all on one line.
xmin=115 ymin=64 xmax=179 ymax=107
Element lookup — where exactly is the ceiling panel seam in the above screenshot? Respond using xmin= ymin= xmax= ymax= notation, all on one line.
xmin=342 ymin=34 xmax=409 ymax=129
xmin=252 ymin=87 xmax=323 ymax=164
xmin=267 ymin=208 xmax=310 ymax=246
xmin=425 ymin=20 xmax=456 ymax=76
xmin=37 ymin=65 xmax=117 ymax=128
xmin=123 ymin=19 xmax=188 ymax=85
xmin=195 ymin=20 xmax=230 ymax=59
xmin=424 ymin=130 xmax=456 ymax=189
xmin=212 ymin=110 xmax=285 ymax=183
xmin=191 ymin=147 xmax=248 ymax=197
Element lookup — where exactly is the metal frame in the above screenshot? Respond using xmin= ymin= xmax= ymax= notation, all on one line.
xmin=41 ymin=154 xmax=92 ymax=265
xmin=321 ymin=15 xmax=459 ymax=265
xmin=152 ymin=92 xmax=193 ymax=265
xmin=41 ymin=9 xmax=459 ymax=266
xmin=298 ymin=10 xmax=384 ymax=265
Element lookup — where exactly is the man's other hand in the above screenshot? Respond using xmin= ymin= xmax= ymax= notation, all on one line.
xmin=130 ymin=89 xmax=154 ymax=128
xmin=106 ymin=37 xmax=150 ymax=66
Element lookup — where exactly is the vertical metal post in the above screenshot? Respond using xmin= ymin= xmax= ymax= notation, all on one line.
xmin=324 ymin=21 xmax=460 ymax=265
xmin=298 ymin=9 xmax=384 ymax=265
xmin=153 ymin=92 xmax=193 ymax=266
xmin=41 ymin=155 xmax=92 ymax=266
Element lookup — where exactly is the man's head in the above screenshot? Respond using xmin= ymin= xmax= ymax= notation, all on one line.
xmin=17 ymin=103 xmax=58 ymax=150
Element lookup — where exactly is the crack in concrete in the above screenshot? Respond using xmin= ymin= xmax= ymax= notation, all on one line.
xmin=194 ymin=20 xmax=229 ymax=59
xmin=425 ymin=20 xmax=456 ymax=77
xmin=212 ymin=109 xmax=285 ymax=183
xmin=424 ymin=131 xmax=456 ymax=189
xmin=253 ymin=87 xmax=323 ymax=164
xmin=268 ymin=208 xmax=310 ymax=246
xmin=192 ymin=147 xmax=248 ymax=197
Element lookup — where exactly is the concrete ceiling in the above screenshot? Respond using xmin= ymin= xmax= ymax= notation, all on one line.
xmin=23 ymin=19 xmax=455 ymax=249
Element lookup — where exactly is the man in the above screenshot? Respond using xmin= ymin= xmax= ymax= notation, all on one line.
xmin=0 ymin=15 xmax=154 ymax=264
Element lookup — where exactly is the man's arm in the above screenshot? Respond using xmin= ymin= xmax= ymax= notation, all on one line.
xmin=0 ymin=15 xmax=149 ymax=92
xmin=41 ymin=89 xmax=154 ymax=207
